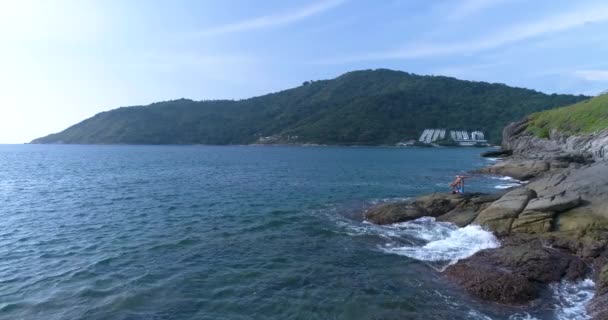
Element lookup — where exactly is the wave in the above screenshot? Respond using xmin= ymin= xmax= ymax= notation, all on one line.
xmin=378 ymin=218 xmax=500 ymax=270
xmin=552 ymin=278 xmax=595 ymax=320
xmin=332 ymin=215 xmax=500 ymax=270
xmin=494 ymin=183 xmax=522 ymax=189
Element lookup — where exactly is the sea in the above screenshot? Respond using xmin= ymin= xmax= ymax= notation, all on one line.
xmin=0 ymin=145 xmax=595 ymax=320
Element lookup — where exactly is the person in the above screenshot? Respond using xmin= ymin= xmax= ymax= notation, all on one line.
xmin=450 ymin=175 xmax=470 ymax=194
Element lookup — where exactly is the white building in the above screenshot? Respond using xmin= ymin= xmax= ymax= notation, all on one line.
xmin=418 ymin=129 xmax=488 ymax=146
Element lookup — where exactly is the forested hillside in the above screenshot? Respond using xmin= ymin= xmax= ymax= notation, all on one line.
xmin=32 ymin=69 xmax=588 ymax=145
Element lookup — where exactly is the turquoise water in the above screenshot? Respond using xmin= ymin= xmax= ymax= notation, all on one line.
xmin=0 ymin=145 xmax=585 ymax=319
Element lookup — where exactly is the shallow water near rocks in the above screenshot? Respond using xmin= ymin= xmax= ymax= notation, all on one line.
xmin=0 ymin=145 xmax=593 ymax=319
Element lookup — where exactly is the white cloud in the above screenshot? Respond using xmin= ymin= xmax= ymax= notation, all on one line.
xmin=573 ymin=69 xmax=608 ymax=81
xmin=316 ymin=2 xmax=608 ymax=64
xmin=444 ymin=0 xmax=512 ymax=20
xmin=191 ymin=0 xmax=346 ymax=37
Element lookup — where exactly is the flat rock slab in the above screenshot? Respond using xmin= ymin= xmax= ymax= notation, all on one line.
xmin=473 ymin=188 xmax=537 ymax=235
xmin=524 ymin=193 xmax=581 ymax=213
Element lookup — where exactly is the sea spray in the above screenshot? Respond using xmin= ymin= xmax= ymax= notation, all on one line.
xmin=552 ymin=278 xmax=595 ymax=320
xmin=378 ymin=217 xmax=500 ymax=269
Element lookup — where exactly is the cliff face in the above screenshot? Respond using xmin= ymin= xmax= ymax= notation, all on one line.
xmin=502 ymin=118 xmax=608 ymax=162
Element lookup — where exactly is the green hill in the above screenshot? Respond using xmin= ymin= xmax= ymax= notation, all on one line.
xmin=527 ymin=93 xmax=608 ymax=138
xmin=32 ymin=69 xmax=588 ymax=145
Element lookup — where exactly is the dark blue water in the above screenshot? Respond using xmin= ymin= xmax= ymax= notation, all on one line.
xmin=0 ymin=145 xmax=582 ymax=320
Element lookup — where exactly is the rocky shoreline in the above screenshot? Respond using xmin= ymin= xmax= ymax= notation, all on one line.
xmin=364 ymin=119 xmax=608 ymax=319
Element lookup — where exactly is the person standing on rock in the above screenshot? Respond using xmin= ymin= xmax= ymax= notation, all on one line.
xmin=450 ymin=175 xmax=470 ymax=194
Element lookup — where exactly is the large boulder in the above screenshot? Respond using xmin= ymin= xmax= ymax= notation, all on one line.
xmin=364 ymin=192 xmax=494 ymax=225
xmin=445 ymin=260 xmax=539 ymax=304
xmin=446 ymin=237 xmax=587 ymax=305
xmin=474 ymin=159 xmax=550 ymax=181
xmin=364 ymin=193 xmax=461 ymax=224
xmin=473 ymin=188 xmax=537 ymax=235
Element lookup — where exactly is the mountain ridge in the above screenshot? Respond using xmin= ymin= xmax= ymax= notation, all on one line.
xmin=32 ymin=69 xmax=589 ymax=145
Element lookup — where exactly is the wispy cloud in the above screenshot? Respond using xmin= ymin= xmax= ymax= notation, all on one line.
xmin=191 ymin=0 xmax=346 ymax=37
xmin=444 ymin=0 xmax=512 ymax=21
xmin=316 ymin=3 xmax=608 ymax=64
xmin=574 ymin=69 xmax=608 ymax=81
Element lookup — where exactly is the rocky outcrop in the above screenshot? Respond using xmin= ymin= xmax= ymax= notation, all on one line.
xmin=445 ymin=236 xmax=587 ymax=304
xmin=363 ymin=116 xmax=608 ymax=315
xmin=474 ymin=159 xmax=549 ymax=180
xmin=501 ymin=118 xmax=607 ymax=162
xmin=364 ymin=192 xmax=500 ymax=225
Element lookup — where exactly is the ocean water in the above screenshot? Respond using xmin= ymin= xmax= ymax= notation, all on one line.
xmin=0 ymin=145 xmax=592 ymax=320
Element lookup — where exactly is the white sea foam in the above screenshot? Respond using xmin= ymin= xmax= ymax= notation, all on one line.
xmin=374 ymin=217 xmax=500 ymax=268
xmin=489 ymin=175 xmax=526 ymax=189
xmin=552 ymin=278 xmax=595 ymax=320
xmin=494 ymin=183 xmax=522 ymax=189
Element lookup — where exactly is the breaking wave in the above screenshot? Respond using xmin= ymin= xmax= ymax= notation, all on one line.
xmin=334 ymin=216 xmax=500 ymax=270
xmin=491 ymin=175 xmax=525 ymax=189
xmin=378 ymin=218 xmax=500 ymax=270
xmin=552 ymin=278 xmax=595 ymax=320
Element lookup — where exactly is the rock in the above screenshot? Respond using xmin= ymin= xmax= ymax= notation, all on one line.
xmin=445 ymin=260 xmax=539 ymax=304
xmin=364 ymin=193 xmax=461 ymax=224
xmin=511 ymin=210 xmax=555 ymax=234
xmin=480 ymin=149 xmax=513 ymax=158
xmin=436 ymin=209 xmax=479 ymax=227
xmin=524 ymin=193 xmax=581 ymax=213
xmin=474 ymin=159 xmax=549 ymax=181
xmin=364 ymin=192 xmax=492 ymax=225
xmin=587 ymin=293 xmax=608 ymax=320
xmin=554 ymin=207 xmax=608 ymax=241
xmin=598 ymin=263 xmax=608 ymax=295
xmin=446 ymin=238 xmax=587 ymax=305
xmin=364 ymin=201 xmax=427 ymax=225
xmin=473 ymin=188 xmax=537 ymax=236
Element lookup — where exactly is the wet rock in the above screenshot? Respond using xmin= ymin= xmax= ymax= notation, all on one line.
xmin=445 ymin=260 xmax=539 ymax=304
xmin=364 ymin=201 xmax=428 ymax=225
xmin=473 ymin=188 xmax=537 ymax=236
xmin=588 ymin=292 xmax=608 ymax=320
xmin=436 ymin=209 xmax=479 ymax=227
xmin=446 ymin=238 xmax=587 ymax=305
xmin=598 ymin=264 xmax=608 ymax=295
xmin=480 ymin=149 xmax=513 ymax=158
xmin=364 ymin=192 xmax=492 ymax=225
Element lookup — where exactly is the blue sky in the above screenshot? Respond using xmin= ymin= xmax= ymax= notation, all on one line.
xmin=1 ymin=0 xmax=608 ymax=143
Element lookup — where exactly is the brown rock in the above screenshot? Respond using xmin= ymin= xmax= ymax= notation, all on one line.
xmin=446 ymin=238 xmax=587 ymax=305
xmin=445 ymin=260 xmax=539 ymax=304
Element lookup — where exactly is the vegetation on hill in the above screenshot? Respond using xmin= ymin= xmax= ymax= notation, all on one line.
xmin=32 ymin=69 xmax=588 ymax=145
xmin=527 ymin=94 xmax=608 ymax=138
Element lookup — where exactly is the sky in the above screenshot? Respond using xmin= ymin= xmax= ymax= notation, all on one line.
xmin=1 ymin=0 xmax=608 ymax=143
